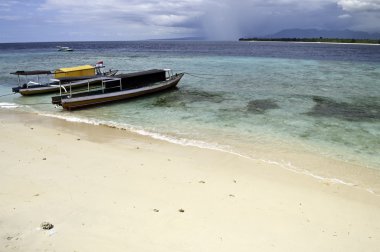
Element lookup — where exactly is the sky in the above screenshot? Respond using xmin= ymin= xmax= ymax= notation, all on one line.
xmin=0 ymin=0 xmax=380 ymax=42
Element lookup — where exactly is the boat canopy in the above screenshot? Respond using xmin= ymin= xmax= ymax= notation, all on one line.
xmin=54 ymin=65 xmax=95 ymax=78
xmin=10 ymin=70 xmax=52 ymax=76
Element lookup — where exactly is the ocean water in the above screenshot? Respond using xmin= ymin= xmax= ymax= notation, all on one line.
xmin=1 ymin=41 xmax=379 ymax=182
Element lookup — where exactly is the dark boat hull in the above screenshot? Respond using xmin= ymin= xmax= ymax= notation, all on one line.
xmin=57 ymin=73 xmax=184 ymax=110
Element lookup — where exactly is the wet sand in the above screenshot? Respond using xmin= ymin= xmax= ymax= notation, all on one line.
xmin=1 ymin=110 xmax=379 ymax=251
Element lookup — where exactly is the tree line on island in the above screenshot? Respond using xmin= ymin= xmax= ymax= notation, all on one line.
xmin=239 ymin=37 xmax=380 ymax=44
xmin=240 ymin=29 xmax=380 ymax=44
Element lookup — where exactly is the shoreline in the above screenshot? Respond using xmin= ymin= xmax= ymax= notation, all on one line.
xmin=3 ymin=105 xmax=380 ymax=195
xmin=1 ymin=109 xmax=380 ymax=251
xmin=35 ymin=109 xmax=380 ymax=196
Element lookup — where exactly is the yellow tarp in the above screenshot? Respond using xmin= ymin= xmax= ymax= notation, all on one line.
xmin=54 ymin=65 xmax=95 ymax=78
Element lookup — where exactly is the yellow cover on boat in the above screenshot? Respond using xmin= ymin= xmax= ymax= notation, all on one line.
xmin=54 ymin=65 xmax=95 ymax=78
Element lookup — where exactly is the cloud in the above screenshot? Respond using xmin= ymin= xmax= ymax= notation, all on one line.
xmin=0 ymin=0 xmax=20 ymax=8
xmin=0 ymin=1 xmax=19 ymax=14
xmin=336 ymin=0 xmax=380 ymax=32
xmin=199 ymin=0 xmax=347 ymax=38
xmin=0 ymin=15 xmax=22 ymax=21
xmin=40 ymin=0 xmax=345 ymax=37
xmin=41 ymin=0 xmax=202 ymax=26
xmin=338 ymin=13 xmax=352 ymax=19
xmin=202 ymin=0 xmax=380 ymax=37
xmin=1 ymin=0 xmax=380 ymax=42
xmin=338 ymin=0 xmax=380 ymax=12
xmin=37 ymin=0 xmax=203 ymax=39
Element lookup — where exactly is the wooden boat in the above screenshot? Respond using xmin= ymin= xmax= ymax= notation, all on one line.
xmin=11 ymin=62 xmax=118 ymax=96
xmin=52 ymin=69 xmax=184 ymax=110
xmin=13 ymin=76 xmax=113 ymax=95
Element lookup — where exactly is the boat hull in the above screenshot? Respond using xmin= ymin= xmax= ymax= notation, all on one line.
xmin=60 ymin=73 xmax=184 ymax=110
xmin=14 ymin=72 xmax=118 ymax=96
xmin=17 ymin=77 xmax=105 ymax=96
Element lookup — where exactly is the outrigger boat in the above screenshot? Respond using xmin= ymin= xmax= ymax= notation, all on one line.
xmin=11 ymin=61 xmax=118 ymax=96
xmin=52 ymin=69 xmax=184 ymax=110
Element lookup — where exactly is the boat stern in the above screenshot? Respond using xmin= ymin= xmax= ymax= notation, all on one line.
xmin=12 ymin=86 xmax=21 ymax=93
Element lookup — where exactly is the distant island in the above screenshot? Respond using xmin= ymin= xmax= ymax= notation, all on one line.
xmin=240 ymin=29 xmax=380 ymax=44
xmin=239 ymin=37 xmax=380 ymax=44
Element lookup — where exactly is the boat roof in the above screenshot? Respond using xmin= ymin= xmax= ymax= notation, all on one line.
xmin=55 ymin=65 xmax=94 ymax=73
xmin=115 ymin=69 xmax=165 ymax=78
xmin=10 ymin=70 xmax=52 ymax=75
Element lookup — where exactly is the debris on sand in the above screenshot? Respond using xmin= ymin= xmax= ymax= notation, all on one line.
xmin=40 ymin=222 xmax=54 ymax=230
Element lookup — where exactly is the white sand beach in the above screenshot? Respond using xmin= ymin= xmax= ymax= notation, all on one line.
xmin=1 ymin=110 xmax=380 ymax=251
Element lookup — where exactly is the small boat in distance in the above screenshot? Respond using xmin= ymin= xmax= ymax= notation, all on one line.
xmin=52 ymin=69 xmax=184 ymax=110
xmin=57 ymin=46 xmax=74 ymax=52
xmin=11 ymin=61 xmax=118 ymax=95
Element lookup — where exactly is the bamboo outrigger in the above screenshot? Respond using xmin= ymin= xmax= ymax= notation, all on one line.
xmin=52 ymin=69 xmax=184 ymax=110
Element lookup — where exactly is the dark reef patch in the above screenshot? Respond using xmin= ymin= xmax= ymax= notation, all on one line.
xmin=247 ymin=99 xmax=280 ymax=113
xmin=306 ymin=96 xmax=380 ymax=121
xmin=152 ymin=89 xmax=225 ymax=108
xmin=152 ymin=97 xmax=183 ymax=107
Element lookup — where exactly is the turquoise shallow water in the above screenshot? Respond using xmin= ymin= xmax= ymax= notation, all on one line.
xmin=0 ymin=41 xmax=379 ymax=172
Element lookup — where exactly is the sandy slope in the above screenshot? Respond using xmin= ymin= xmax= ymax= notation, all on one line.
xmin=0 ymin=110 xmax=379 ymax=251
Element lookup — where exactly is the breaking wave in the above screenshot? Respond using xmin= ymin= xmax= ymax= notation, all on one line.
xmin=0 ymin=102 xmax=24 ymax=109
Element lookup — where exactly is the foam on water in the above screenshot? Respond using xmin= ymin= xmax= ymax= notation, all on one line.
xmin=39 ymin=111 xmax=226 ymax=150
xmin=0 ymin=102 xmax=24 ymax=109
xmin=38 ymin=112 xmax=102 ymax=125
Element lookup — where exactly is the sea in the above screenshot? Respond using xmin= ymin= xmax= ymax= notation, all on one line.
xmin=0 ymin=41 xmax=379 ymax=190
